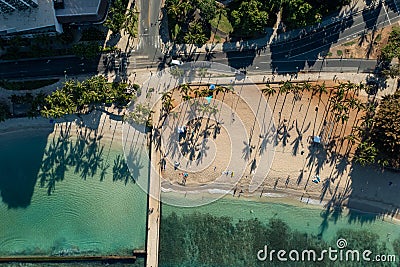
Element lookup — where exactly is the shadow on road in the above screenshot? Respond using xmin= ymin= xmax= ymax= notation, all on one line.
xmin=225 ymin=49 xmax=257 ymax=70
xmin=270 ymin=11 xmax=355 ymax=74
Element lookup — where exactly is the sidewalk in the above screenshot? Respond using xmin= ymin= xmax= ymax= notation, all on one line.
xmin=159 ymin=0 xmax=372 ymax=55
xmin=272 ymin=0 xmax=369 ymax=43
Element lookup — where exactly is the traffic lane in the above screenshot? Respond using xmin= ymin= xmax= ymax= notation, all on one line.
xmin=271 ymin=0 xmax=398 ymax=47
xmin=139 ymin=0 xmax=150 ymax=35
xmin=245 ymin=59 xmax=377 ymax=74
xmin=270 ymin=10 xmax=392 ymax=58
xmin=0 ymin=57 xmax=98 ymax=80
xmin=211 ymin=56 xmax=377 ymax=74
xmin=148 ymin=0 xmax=161 ymax=36
xmin=270 ymin=3 xmax=397 ymax=54
xmin=285 ymin=10 xmax=399 ymax=60
xmin=0 ymin=68 xmax=97 ymax=80
xmin=271 ymin=6 xmax=383 ymax=48
xmin=287 ymin=12 xmax=400 ymax=60
xmin=224 ymin=50 xmax=258 ymax=69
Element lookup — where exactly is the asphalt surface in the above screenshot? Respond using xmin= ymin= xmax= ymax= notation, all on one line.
xmin=137 ymin=0 xmax=163 ymax=61
xmin=0 ymin=0 xmax=399 ymax=79
xmin=206 ymin=0 xmax=400 ymax=73
xmin=0 ymin=56 xmax=98 ymax=80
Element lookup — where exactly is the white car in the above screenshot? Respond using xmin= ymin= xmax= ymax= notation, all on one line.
xmin=170 ymin=59 xmax=183 ymax=66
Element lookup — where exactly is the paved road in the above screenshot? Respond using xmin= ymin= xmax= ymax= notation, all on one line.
xmin=0 ymin=56 xmax=98 ymax=80
xmin=0 ymin=54 xmax=379 ymax=80
xmin=203 ymin=0 xmax=400 ymax=73
xmin=0 ymin=0 xmax=399 ymax=80
xmin=137 ymin=0 xmax=163 ymax=61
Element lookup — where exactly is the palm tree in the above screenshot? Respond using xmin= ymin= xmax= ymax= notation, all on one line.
xmin=354 ymin=141 xmax=378 ymax=166
xmin=301 ymin=81 xmax=312 ymax=93
xmin=290 ymin=83 xmax=302 ymax=100
xmin=123 ymin=8 xmax=139 ymax=39
xmin=182 ymin=94 xmax=192 ymax=101
xmin=194 ymin=33 xmax=208 ymax=46
xmin=184 ymin=31 xmax=197 ymax=55
xmin=315 ymin=82 xmax=327 ymax=106
xmin=160 ymin=91 xmax=173 ymax=117
xmin=178 ymin=83 xmax=191 ymax=98
xmin=345 ymin=96 xmax=358 ymax=110
xmin=212 ymin=3 xmax=225 ymax=43
xmin=214 ymin=85 xmax=226 ymax=96
xmin=354 ymin=99 xmax=365 ymax=112
xmin=180 ymin=0 xmax=192 ymax=19
xmin=171 ymin=24 xmax=181 ymax=43
xmin=160 ymin=91 xmax=172 ymax=103
xmin=167 ymin=0 xmax=181 ymax=19
xmin=193 ymin=87 xmax=201 ymax=98
xmin=261 ymin=83 xmax=276 ymax=99
xmin=199 ymin=87 xmax=211 ymax=97
xmin=279 ymin=80 xmax=293 ymax=94
xmin=189 ymin=20 xmax=203 ymax=34
xmin=278 ymin=81 xmax=293 ymax=115
xmin=345 ymin=134 xmax=358 ymax=145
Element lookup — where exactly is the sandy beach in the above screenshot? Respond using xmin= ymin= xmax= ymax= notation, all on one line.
xmin=0 ymin=79 xmax=399 ymax=222
xmin=155 ymin=78 xmax=400 ymax=221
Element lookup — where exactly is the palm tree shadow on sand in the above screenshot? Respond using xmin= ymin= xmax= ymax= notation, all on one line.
xmin=318 ymin=162 xmax=400 ymax=237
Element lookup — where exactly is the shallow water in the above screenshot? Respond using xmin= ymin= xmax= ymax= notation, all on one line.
xmin=160 ymin=193 xmax=400 ymax=266
xmin=0 ymin=129 xmax=148 ymax=257
xmin=162 ymin=193 xmax=400 ymax=242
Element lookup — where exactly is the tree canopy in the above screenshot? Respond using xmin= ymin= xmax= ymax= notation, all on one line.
xmin=165 ymin=0 xmax=215 ymax=45
xmin=281 ymin=0 xmax=351 ymax=29
xmin=230 ymin=0 xmax=269 ymax=38
xmin=355 ymin=90 xmax=400 ymax=168
xmin=41 ymin=76 xmax=136 ymax=118
xmin=380 ymin=26 xmax=400 ymax=62
xmin=104 ymin=0 xmax=137 ymax=36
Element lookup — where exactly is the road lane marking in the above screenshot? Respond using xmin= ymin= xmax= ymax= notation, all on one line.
xmin=287 ymin=14 xmax=400 ymax=59
xmin=270 ymin=11 xmax=394 ymax=51
xmin=382 ymin=1 xmax=392 ymax=24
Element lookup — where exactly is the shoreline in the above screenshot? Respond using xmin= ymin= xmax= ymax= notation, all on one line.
xmin=0 ymin=112 xmax=125 ymax=143
xmin=161 ymin=184 xmax=400 ymax=224
xmin=1 ymin=116 xmax=399 ymax=224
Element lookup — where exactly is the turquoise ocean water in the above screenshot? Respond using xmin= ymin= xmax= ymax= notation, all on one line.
xmin=160 ymin=193 xmax=400 ymax=266
xmin=162 ymin=194 xmax=400 ymax=242
xmin=0 ymin=129 xmax=148 ymax=257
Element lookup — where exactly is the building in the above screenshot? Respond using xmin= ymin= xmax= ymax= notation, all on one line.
xmin=0 ymin=0 xmax=109 ymax=36
xmin=55 ymin=0 xmax=109 ymax=25
xmin=0 ymin=0 xmax=62 ymax=36
xmin=0 ymin=0 xmax=38 ymax=13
